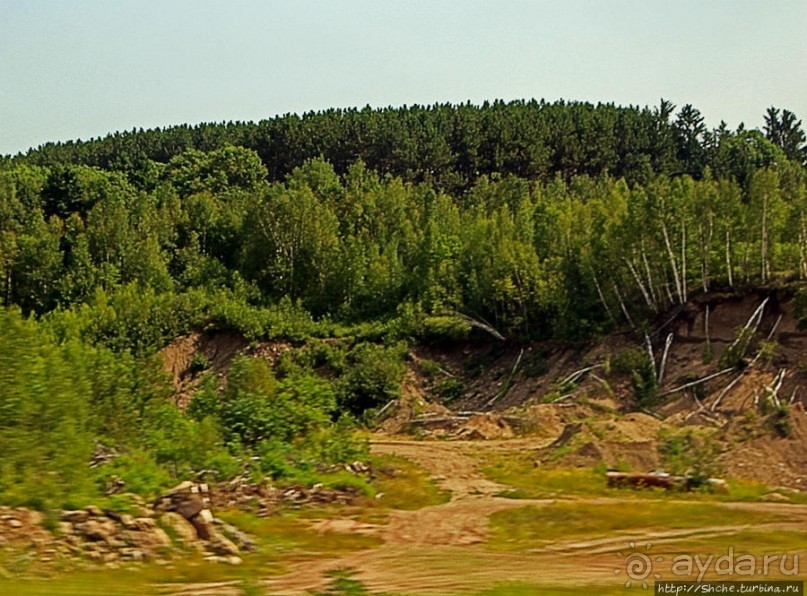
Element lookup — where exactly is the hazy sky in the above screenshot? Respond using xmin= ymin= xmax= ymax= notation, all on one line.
xmin=1 ymin=0 xmax=805 ymax=156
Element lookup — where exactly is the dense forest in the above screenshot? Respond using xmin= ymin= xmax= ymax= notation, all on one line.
xmin=1 ymin=99 xmax=806 ymax=510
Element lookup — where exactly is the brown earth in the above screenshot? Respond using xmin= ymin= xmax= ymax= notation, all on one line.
xmin=221 ymin=439 xmax=807 ymax=596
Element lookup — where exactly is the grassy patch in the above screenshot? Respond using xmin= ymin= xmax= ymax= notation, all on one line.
xmin=678 ymin=528 xmax=807 ymax=553
xmin=368 ymin=455 xmax=450 ymax=511
xmin=474 ymin=582 xmax=626 ymax=595
xmin=483 ymin=451 xmax=802 ymax=503
xmin=217 ymin=509 xmax=382 ymax=555
xmin=488 ymin=501 xmax=787 ymax=550
xmin=0 ymin=573 xmax=149 ymax=596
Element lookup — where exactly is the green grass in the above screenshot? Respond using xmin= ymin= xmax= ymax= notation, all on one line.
xmin=473 ymin=583 xmax=627 ymax=595
xmin=488 ymin=501 xmax=787 ymax=550
xmin=367 ymin=455 xmax=450 ymax=511
xmin=670 ymin=528 xmax=807 ymax=554
xmin=482 ymin=451 xmax=807 ymax=503
xmin=218 ymin=509 xmax=382 ymax=555
xmin=0 ymin=573 xmax=149 ymax=596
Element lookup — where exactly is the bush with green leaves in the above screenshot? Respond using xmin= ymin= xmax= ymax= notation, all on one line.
xmin=610 ymin=347 xmax=658 ymax=405
xmin=0 ymin=310 xmax=100 ymax=509
xmin=336 ymin=342 xmax=408 ymax=416
xmin=187 ymin=355 xmax=366 ymax=482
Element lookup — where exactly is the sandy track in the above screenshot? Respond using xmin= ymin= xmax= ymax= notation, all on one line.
xmin=171 ymin=438 xmax=807 ymax=595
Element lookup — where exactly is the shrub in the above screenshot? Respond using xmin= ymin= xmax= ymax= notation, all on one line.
xmin=718 ymin=327 xmax=754 ymax=369
xmin=337 ymin=342 xmax=407 ymax=415
xmin=611 ymin=347 xmax=658 ymax=405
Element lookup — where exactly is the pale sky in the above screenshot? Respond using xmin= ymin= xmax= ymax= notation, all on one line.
xmin=1 ymin=0 xmax=805 ymax=156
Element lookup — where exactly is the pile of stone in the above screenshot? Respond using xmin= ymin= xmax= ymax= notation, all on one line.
xmin=0 ymin=507 xmax=57 ymax=559
xmin=59 ymin=505 xmax=172 ymax=564
xmin=212 ymin=469 xmax=369 ymax=515
xmin=153 ymin=481 xmax=255 ymax=564
xmin=0 ymin=483 xmax=256 ymax=569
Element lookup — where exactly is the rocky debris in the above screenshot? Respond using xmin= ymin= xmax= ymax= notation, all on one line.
xmin=408 ymin=411 xmax=516 ymax=440
xmin=211 ymin=473 xmax=368 ymax=515
xmin=606 ymin=471 xmax=729 ymax=493
xmin=58 ymin=505 xmax=171 ymax=562
xmin=215 ymin=518 xmax=257 ymax=552
xmin=159 ymin=512 xmax=199 ymax=548
xmin=153 ymin=481 xmax=255 ymax=555
xmin=0 ymin=482 xmax=256 ymax=571
xmin=153 ymin=480 xmax=218 ymax=540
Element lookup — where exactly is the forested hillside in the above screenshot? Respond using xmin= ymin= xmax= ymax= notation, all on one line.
xmin=1 ymin=99 xmax=806 ymax=511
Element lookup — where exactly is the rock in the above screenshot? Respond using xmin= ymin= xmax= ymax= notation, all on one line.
xmin=57 ymin=521 xmax=74 ymax=535
xmin=119 ymin=514 xmax=137 ymax=530
xmin=136 ymin=506 xmax=155 ymax=518
xmin=175 ymin=498 xmax=205 ymax=520
xmin=120 ymin=548 xmax=144 ymax=562
xmin=8 ymin=519 xmax=23 ymax=529
xmin=85 ymin=505 xmax=104 ymax=517
xmin=62 ymin=510 xmax=88 ymax=523
xmin=226 ymin=556 xmax=242 ymax=566
xmin=122 ymin=528 xmax=172 ymax=552
xmin=160 ymin=512 xmax=199 ymax=546
xmin=166 ymin=481 xmax=195 ymax=494
xmin=208 ymin=533 xmax=239 ymax=556
xmin=75 ymin=518 xmax=118 ymax=545
xmin=761 ymin=492 xmax=790 ymax=503
xmin=190 ymin=509 xmax=214 ymax=540
xmin=133 ymin=517 xmax=156 ymax=531
xmin=219 ymin=522 xmax=257 ymax=552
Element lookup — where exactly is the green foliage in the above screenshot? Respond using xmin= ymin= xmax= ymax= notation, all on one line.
xmin=204 ymin=356 xmax=334 ymax=447
xmin=3 ymin=100 xmax=807 ymax=513
xmin=718 ymin=327 xmax=755 ymax=369
xmin=140 ymin=403 xmax=240 ymax=480
xmin=188 ymin=356 xmax=366 ymax=483
xmin=311 ymin=568 xmax=370 ymax=595
xmin=0 ymin=310 xmax=103 ymax=509
xmin=336 ymin=342 xmax=407 ymax=416
xmin=757 ymin=339 xmax=778 ymax=366
xmin=769 ymin=404 xmax=792 ymax=438
xmin=610 ymin=347 xmax=658 ymax=405
xmin=432 ymin=378 xmax=465 ymax=403
xmin=658 ymin=431 xmax=718 ymax=483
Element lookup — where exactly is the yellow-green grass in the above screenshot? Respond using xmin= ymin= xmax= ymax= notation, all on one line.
xmin=473 ymin=582 xmax=627 ymax=595
xmin=487 ymin=501 xmax=788 ymax=551
xmin=482 ymin=451 xmax=807 ymax=503
xmin=368 ymin=454 xmax=451 ymax=511
xmin=0 ymin=454 xmax=444 ymax=591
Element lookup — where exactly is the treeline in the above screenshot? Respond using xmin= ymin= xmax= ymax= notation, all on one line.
xmin=2 ymin=148 xmax=807 ymax=343
xmin=2 ymin=99 xmax=807 ymax=509
xmin=10 ymin=101 xmax=807 ymax=194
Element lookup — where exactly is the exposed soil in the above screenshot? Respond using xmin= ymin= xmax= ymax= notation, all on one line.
xmin=246 ymin=439 xmax=807 ymax=596
xmin=158 ymin=287 xmax=807 ymax=594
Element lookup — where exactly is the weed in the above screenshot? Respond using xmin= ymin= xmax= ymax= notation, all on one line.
xmin=311 ymin=568 xmax=370 ymax=595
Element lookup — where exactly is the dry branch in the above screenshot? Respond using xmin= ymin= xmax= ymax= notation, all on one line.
xmin=657 ymin=367 xmax=735 ymax=397
xmin=657 ymin=333 xmax=674 ymax=385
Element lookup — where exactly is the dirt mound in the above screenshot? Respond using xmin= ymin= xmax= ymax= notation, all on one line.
xmin=159 ymin=330 xmax=248 ymax=408
xmin=454 ymin=413 xmax=515 ymax=440
xmin=574 ymin=440 xmax=661 ymax=471
xmin=159 ymin=331 xmax=295 ymax=409
xmin=717 ymin=402 xmax=807 ymax=489
xmin=376 ymin=371 xmax=451 ymax=435
xmin=591 ymin=412 xmax=662 ymax=442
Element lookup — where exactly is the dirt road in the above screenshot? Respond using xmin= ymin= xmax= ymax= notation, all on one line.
xmin=171 ymin=438 xmax=807 ymax=595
